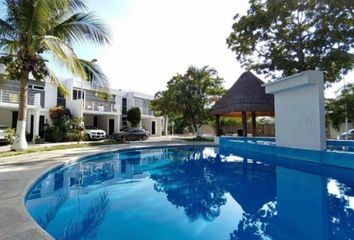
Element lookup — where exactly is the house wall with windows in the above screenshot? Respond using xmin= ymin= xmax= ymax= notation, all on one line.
xmin=62 ymin=79 xmax=166 ymax=136
xmin=0 ymin=79 xmax=58 ymax=141
xmin=0 ymin=77 xmax=166 ymax=140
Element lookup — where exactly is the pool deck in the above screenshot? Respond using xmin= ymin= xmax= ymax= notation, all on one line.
xmin=0 ymin=140 xmax=216 ymax=240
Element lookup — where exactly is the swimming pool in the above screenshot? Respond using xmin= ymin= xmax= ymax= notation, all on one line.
xmin=25 ymin=146 xmax=354 ymax=240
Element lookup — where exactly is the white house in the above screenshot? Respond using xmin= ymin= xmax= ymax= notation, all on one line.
xmin=0 ymin=78 xmax=167 ymax=140
xmin=0 ymin=79 xmax=57 ymax=140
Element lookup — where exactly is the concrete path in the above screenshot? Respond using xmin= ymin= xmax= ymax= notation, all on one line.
xmin=0 ymin=135 xmax=199 ymax=153
xmin=0 ymin=140 xmax=215 ymax=240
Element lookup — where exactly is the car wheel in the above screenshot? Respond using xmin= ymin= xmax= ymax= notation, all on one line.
xmin=85 ymin=134 xmax=91 ymax=141
xmin=142 ymin=135 xmax=147 ymax=140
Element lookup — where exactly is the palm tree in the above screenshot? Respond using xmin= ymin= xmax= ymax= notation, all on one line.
xmin=0 ymin=0 xmax=111 ymax=150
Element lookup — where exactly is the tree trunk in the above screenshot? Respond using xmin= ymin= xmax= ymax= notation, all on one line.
xmin=12 ymin=70 xmax=29 ymax=150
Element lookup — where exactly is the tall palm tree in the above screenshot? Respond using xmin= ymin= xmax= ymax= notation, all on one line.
xmin=0 ymin=0 xmax=111 ymax=150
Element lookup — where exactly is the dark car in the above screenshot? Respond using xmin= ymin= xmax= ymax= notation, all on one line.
xmin=112 ymin=128 xmax=149 ymax=141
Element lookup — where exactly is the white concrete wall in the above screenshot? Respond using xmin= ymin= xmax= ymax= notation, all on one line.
xmin=44 ymin=82 xmax=57 ymax=109
xmin=84 ymin=115 xmax=94 ymax=126
xmin=265 ymin=71 xmax=326 ymax=150
xmin=97 ymin=115 xmax=108 ymax=132
xmin=0 ymin=109 xmax=12 ymax=127
xmin=66 ymin=99 xmax=82 ymax=118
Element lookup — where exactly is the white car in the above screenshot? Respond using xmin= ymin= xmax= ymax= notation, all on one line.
xmin=84 ymin=126 xmax=106 ymax=140
xmin=0 ymin=125 xmax=8 ymax=143
xmin=340 ymin=129 xmax=354 ymax=140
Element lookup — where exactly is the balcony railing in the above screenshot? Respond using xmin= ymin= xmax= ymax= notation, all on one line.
xmin=84 ymin=100 xmax=118 ymax=113
xmin=0 ymin=89 xmax=35 ymax=105
xmin=140 ymin=107 xmax=154 ymax=116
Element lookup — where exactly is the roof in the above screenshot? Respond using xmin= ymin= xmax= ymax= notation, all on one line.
xmin=209 ymin=71 xmax=274 ymax=117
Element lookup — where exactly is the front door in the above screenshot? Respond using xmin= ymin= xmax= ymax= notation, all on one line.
xmin=29 ymin=115 xmax=34 ymax=139
xmin=12 ymin=111 xmax=18 ymax=128
xmin=39 ymin=116 xmax=45 ymax=138
xmin=151 ymin=121 xmax=156 ymax=135
xmin=93 ymin=116 xmax=98 ymax=128
xmin=109 ymin=119 xmax=114 ymax=135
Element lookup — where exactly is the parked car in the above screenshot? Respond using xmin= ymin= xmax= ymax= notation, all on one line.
xmin=84 ymin=126 xmax=106 ymax=140
xmin=340 ymin=129 xmax=354 ymax=140
xmin=111 ymin=128 xmax=149 ymax=141
xmin=0 ymin=125 xmax=8 ymax=144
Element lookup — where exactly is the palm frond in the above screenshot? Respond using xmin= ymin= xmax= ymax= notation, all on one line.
xmin=46 ymin=66 xmax=70 ymax=97
xmin=70 ymin=0 xmax=88 ymax=11
xmin=0 ymin=39 xmax=20 ymax=54
xmin=41 ymin=36 xmax=86 ymax=79
xmin=79 ymin=58 xmax=111 ymax=99
xmin=0 ymin=18 xmax=15 ymax=39
xmin=53 ymin=12 xmax=111 ymax=45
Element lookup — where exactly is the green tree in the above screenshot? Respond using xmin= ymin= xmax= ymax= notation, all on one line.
xmin=326 ymin=84 xmax=354 ymax=130
xmin=151 ymin=66 xmax=224 ymax=137
xmin=227 ymin=0 xmax=354 ymax=83
xmin=127 ymin=107 xmax=141 ymax=127
xmin=0 ymin=0 xmax=111 ymax=150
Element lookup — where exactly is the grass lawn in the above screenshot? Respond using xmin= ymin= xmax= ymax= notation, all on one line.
xmin=0 ymin=140 xmax=118 ymax=159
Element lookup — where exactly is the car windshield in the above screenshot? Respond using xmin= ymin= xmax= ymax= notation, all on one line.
xmin=85 ymin=126 xmax=97 ymax=130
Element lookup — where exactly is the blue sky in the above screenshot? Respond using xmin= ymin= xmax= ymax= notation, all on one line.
xmin=1 ymin=0 xmax=353 ymax=97
xmin=71 ymin=0 xmax=353 ymax=98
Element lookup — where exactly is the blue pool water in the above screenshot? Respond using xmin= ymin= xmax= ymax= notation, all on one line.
xmin=25 ymin=146 xmax=354 ymax=240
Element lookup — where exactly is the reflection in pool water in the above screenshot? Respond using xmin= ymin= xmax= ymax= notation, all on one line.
xmin=25 ymin=147 xmax=354 ymax=240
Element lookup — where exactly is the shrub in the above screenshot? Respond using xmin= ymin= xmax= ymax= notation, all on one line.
xmin=5 ymin=128 xmax=15 ymax=144
xmin=127 ymin=107 xmax=141 ymax=127
xmin=46 ymin=107 xmax=84 ymax=142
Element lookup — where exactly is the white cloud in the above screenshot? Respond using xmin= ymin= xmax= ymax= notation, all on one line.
xmin=90 ymin=0 xmax=353 ymax=98
xmin=96 ymin=0 xmax=249 ymax=94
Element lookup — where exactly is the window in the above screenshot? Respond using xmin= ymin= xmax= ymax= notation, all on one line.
xmin=73 ymin=89 xmax=85 ymax=100
xmin=27 ymin=84 xmax=44 ymax=91
xmin=33 ymin=85 xmax=44 ymax=90
xmin=57 ymin=88 xmax=66 ymax=106
xmin=122 ymin=116 xmax=127 ymax=126
xmin=122 ymin=98 xmax=127 ymax=114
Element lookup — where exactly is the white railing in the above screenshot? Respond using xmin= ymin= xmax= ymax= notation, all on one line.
xmin=0 ymin=89 xmax=35 ymax=105
xmin=84 ymin=100 xmax=118 ymax=113
xmin=140 ymin=107 xmax=154 ymax=116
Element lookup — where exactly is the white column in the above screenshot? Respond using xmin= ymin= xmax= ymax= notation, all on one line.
xmin=164 ymin=116 xmax=169 ymax=135
xmin=32 ymin=109 xmax=40 ymax=141
xmin=265 ymin=70 xmax=326 ymax=151
xmin=114 ymin=114 xmax=120 ymax=133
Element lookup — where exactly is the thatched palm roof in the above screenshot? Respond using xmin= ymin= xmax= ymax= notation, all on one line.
xmin=210 ymin=71 xmax=274 ymax=117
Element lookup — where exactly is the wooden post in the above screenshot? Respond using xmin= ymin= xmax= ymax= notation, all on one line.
xmin=215 ymin=115 xmax=221 ymax=136
xmin=242 ymin=111 xmax=247 ymax=136
xmin=252 ymin=112 xmax=256 ymax=137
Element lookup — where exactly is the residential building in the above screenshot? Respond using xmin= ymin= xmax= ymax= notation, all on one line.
xmin=0 ymin=78 xmax=167 ymax=141
xmin=0 ymin=79 xmax=57 ymax=139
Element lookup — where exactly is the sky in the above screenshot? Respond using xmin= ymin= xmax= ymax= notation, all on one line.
xmin=71 ymin=0 xmax=353 ymax=98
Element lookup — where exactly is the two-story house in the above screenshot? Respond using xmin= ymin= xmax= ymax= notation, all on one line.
xmin=0 ymin=78 xmax=167 ymax=141
xmin=118 ymin=90 xmax=164 ymax=136
xmin=0 ymin=79 xmax=57 ymax=140
xmin=61 ymin=78 xmax=166 ymax=136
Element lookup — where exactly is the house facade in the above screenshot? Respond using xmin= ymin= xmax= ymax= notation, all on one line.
xmin=0 ymin=78 xmax=167 ymax=140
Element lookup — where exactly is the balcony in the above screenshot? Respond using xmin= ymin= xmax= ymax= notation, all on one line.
xmin=140 ymin=107 xmax=154 ymax=116
xmin=0 ymin=89 xmax=37 ymax=106
xmin=84 ymin=100 xmax=118 ymax=113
